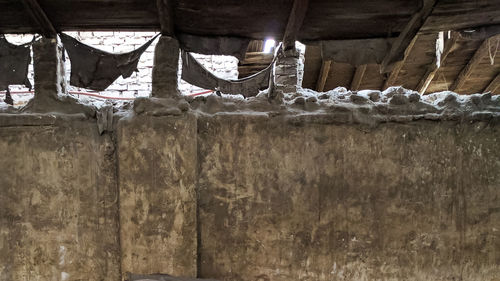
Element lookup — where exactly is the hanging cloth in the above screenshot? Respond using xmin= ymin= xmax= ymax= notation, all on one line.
xmin=60 ymin=33 xmax=159 ymax=91
xmin=0 ymin=35 xmax=32 ymax=91
xmin=181 ymin=50 xmax=276 ymax=97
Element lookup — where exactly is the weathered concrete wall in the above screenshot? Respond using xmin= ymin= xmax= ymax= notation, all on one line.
xmin=0 ymin=114 xmax=120 ymax=281
xmin=117 ymin=114 xmax=197 ymax=277
xmin=1 ymin=109 xmax=499 ymax=281
xmin=197 ymin=115 xmax=500 ymax=281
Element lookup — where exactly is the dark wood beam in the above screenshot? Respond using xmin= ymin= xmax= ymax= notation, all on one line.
xmin=417 ymin=32 xmax=459 ymax=94
xmin=156 ymin=0 xmax=175 ymax=36
xmin=282 ymin=0 xmax=309 ymax=51
xmin=21 ymin=0 xmax=57 ymax=38
xmin=459 ymin=24 xmax=500 ymax=40
xmin=484 ymin=72 xmax=500 ymax=93
xmin=316 ymin=60 xmax=331 ymax=92
xmin=380 ymin=0 xmax=437 ymax=73
xmin=419 ymin=0 xmax=500 ymax=34
xmin=383 ymin=35 xmax=420 ymax=89
xmin=351 ymin=64 xmax=367 ymax=91
xmin=450 ymin=36 xmax=497 ymax=91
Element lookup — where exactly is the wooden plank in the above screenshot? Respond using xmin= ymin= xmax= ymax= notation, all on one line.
xmin=450 ymin=36 xmax=498 ymax=91
xmin=246 ymin=41 xmax=265 ymax=53
xmin=417 ymin=32 xmax=459 ymax=94
xmin=350 ymin=64 xmax=367 ymax=91
xmin=380 ymin=0 xmax=437 ymax=73
xmin=20 ymin=0 xmax=57 ymax=38
xmin=282 ymin=0 xmax=309 ymax=51
xmin=360 ymin=64 xmax=386 ymax=90
xmin=484 ymin=73 xmax=500 ymax=93
xmin=240 ymin=52 xmax=274 ymax=65
xmin=1 ymin=0 xmax=497 ymax=41
xmin=156 ymin=0 xmax=175 ymax=35
xmin=301 ymin=44 xmax=322 ymax=89
xmin=420 ymin=0 xmax=500 ymax=33
xmin=238 ymin=51 xmax=274 ymax=78
xmin=323 ymin=62 xmax=356 ymax=89
xmin=383 ymin=34 xmax=420 ymax=89
xmin=316 ymin=60 xmax=331 ymax=92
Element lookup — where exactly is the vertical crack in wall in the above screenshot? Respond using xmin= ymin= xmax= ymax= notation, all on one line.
xmin=110 ymin=126 xmax=124 ymax=281
xmin=195 ymin=117 xmax=202 ymax=278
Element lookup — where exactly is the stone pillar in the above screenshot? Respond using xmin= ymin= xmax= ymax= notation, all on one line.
xmin=32 ymin=37 xmax=66 ymax=102
xmin=152 ymin=36 xmax=180 ymax=98
xmin=274 ymin=49 xmax=300 ymax=95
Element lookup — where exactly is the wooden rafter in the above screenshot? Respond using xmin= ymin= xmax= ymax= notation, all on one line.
xmin=417 ymin=32 xmax=459 ymax=94
xmin=351 ymin=64 xmax=367 ymax=91
xmin=316 ymin=60 xmax=331 ymax=92
xmin=383 ymin=35 xmax=420 ymax=89
xmin=156 ymin=0 xmax=175 ymax=36
xmin=21 ymin=0 xmax=57 ymax=38
xmin=450 ymin=35 xmax=499 ymax=91
xmin=380 ymin=0 xmax=437 ymax=73
xmin=484 ymin=72 xmax=500 ymax=93
xmin=282 ymin=0 xmax=309 ymax=51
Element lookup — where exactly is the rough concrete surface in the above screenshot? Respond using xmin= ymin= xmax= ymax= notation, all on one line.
xmin=117 ymin=113 xmax=197 ymax=277
xmin=0 ymin=87 xmax=499 ymax=281
xmin=152 ymin=36 xmax=180 ymax=98
xmin=32 ymin=38 xmax=65 ymax=101
xmin=0 ymin=115 xmax=120 ymax=281
xmin=197 ymin=114 xmax=500 ymax=281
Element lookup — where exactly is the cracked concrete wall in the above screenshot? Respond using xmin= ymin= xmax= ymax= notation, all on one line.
xmin=0 ymin=112 xmax=499 ymax=281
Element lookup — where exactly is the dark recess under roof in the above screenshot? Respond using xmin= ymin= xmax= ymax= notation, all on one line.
xmin=1 ymin=0 xmax=499 ymax=41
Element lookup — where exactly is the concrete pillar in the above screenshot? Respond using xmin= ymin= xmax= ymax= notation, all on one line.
xmin=274 ymin=49 xmax=300 ymax=94
xmin=32 ymin=37 xmax=66 ymax=101
xmin=152 ymin=36 xmax=180 ymax=98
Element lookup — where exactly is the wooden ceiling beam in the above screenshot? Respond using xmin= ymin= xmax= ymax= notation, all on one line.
xmin=450 ymin=35 xmax=498 ymax=91
xmin=383 ymin=35 xmax=419 ymax=89
xmin=380 ymin=0 xmax=437 ymax=73
xmin=21 ymin=0 xmax=57 ymax=38
xmin=351 ymin=64 xmax=367 ymax=91
xmin=484 ymin=72 xmax=500 ymax=93
xmin=316 ymin=60 xmax=331 ymax=92
xmin=156 ymin=0 xmax=175 ymax=36
xmin=459 ymin=24 xmax=500 ymax=40
xmin=417 ymin=32 xmax=459 ymax=94
xmin=282 ymin=0 xmax=309 ymax=51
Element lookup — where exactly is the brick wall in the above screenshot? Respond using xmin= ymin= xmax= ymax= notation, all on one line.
xmin=3 ymin=32 xmax=239 ymax=102
xmin=3 ymin=33 xmax=306 ymax=106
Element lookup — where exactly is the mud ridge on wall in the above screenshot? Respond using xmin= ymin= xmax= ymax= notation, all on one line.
xmin=1 ymin=87 xmax=499 ymax=127
xmin=184 ymin=87 xmax=500 ymax=126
